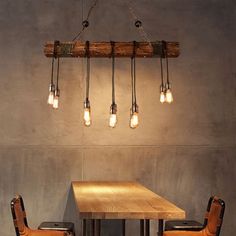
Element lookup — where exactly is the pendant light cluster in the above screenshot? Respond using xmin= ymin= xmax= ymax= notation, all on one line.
xmin=47 ymin=40 xmax=175 ymax=128
xmin=47 ymin=40 xmax=61 ymax=109
xmin=45 ymin=0 xmax=179 ymax=130
xmin=159 ymin=41 xmax=173 ymax=104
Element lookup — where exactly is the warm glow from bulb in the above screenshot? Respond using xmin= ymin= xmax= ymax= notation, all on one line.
xmin=130 ymin=112 xmax=139 ymax=128
xmin=166 ymin=89 xmax=173 ymax=103
xmin=47 ymin=92 xmax=54 ymax=105
xmin=52 ymin=96 xmax=59 ymax=109
xmin=160 ymin=91 xmax=166 ymax=103
xmin=84 ymin=108 xmax=91 ymax=126
xmin=109 ymin=113 xmax=117 ymax=128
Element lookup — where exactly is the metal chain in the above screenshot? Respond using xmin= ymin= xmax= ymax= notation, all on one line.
xmin=126 ymin=0 xmax=152 ymax=46
xmin=72 ymin=0 xmax=99 ymax=41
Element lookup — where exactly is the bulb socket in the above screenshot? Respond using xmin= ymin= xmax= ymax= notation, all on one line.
xmin=54 ymin=88 xmax=60 ymax=97
xmin=165 ymin=82 xmax=171 ymax=90
xmin=84 ymin=98 xmax=90 ymax=109
xmin=131 ymin=103 xmax=139 ymax=114
xmin=49 ymin=83 xmax=55 ymax=92
xmin=160 ymin=84 xmax=166 ymax=92
xmin=110 ymin=103 xmax=117 ymax=114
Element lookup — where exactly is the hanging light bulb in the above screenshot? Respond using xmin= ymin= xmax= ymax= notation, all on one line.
xmin=109 ymin=103 xmax=117 ymax=128
xmin=130 ymin=104 xmax=139 ymax=128
xmin=48 ymin=83 xmax=55 ymax=105
xmin=53 ymin=89 xmax=60 ymax=109
xmin=53 ymin=56 xmax=61 ymax=109
xmin=84 ymin=99 xmax=91 ymax=126
xmin=165 ymin=83 xmax=173 ymax=103
xmin=163 ymin=40 xmax=173 ymax=104
xmin=130 ymin=41 xmax=139 ymax=129
xmin=109 ymin=41 xmax=118 ymax=128
xmin=83 ymin=41 xmax=92 ymax=127
xmin=160 ymin=85 xmax=166 ymax=103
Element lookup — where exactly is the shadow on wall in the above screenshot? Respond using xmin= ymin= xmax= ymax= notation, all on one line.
xmin=63 ymin=185 xmax=126 ymax=236
xmin=63 ymin=185 xmax=81 ymax=236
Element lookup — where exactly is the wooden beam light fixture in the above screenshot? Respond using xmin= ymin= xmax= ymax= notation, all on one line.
xmin=44 ymin=41 xmax=179 ymax=58
xmin=44 ymin=0 xmax=180 ymax=128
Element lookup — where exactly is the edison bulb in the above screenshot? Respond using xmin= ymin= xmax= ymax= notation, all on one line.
xmin=160 ymin=91 xmax=166 ymax=103
xmin=52 ymin=96 xmax=59 ymax=109
xmin=130 ymin=112 xmax=139 ymax=128
xmin=47 ymin=91 xmax=54 ymax=105
xmin=166 ymin=89 xmax=173 ymax=103
xmin=47 ymin=84 xmax=55 ymax=105
xmin=84 ymin=108 xmax=91 ymax=126
xmin=109 ymin=113 xmax=117 ymax=128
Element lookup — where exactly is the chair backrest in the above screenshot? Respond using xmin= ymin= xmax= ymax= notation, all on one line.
xmin=10 ymin=195 xmax=29 ymax=236
xmin=203 ymin=196 xmax=225 ymax=236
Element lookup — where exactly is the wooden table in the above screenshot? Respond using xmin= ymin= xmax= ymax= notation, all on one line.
xmin=72 ymin=181 xmax=185 ymax=236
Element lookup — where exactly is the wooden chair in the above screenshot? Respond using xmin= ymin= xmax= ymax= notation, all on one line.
xmin=10 ymin=195 xmax=69 ymax=236
xmin=163 ymin=196 xmax=225 ymax=236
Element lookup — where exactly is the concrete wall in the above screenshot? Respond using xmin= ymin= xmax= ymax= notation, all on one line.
xmin=0 ymin=0 xmax=235 ymax=236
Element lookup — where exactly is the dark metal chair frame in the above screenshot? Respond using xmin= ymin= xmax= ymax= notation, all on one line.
xmin=164 ymin=196 xmax=225 ymax=236
xmin=11 ymin=195 xmax=28 ymax=236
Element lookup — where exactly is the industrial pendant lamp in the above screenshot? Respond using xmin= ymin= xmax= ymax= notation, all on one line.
xmin=83 ymin=41 xmax=91 ymax=126
xmin=130 ymin=41 xmax=139 ymax=129
xmin=163 ymin=41 xmax=173 ymax=104
xmin=109 ymin=41 xmax=117 ymax=128
xmin=47 ymin=57 xmax=55 ymax=105
xmin=159 ymin=51 xmax=165 ymax=103
xmin=53 ymin=57 xmax=60 ymax=109
xmin=44 ymin=0 xmax=180 ymax=127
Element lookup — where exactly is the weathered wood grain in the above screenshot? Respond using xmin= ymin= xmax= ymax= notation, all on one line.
xmin=44 ymin=41 xmax=179 ymax=58
xmin=72 ymin=181 xmax=185 ymax=220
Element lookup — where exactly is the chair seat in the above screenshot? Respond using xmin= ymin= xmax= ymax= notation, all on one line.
xmin=38 ymin=222 xmax=74 ymax=232
xmin=165 ymin=220 xmax=203 ymax=231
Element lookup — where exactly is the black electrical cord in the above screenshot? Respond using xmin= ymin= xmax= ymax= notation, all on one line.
xmin=162 ymin=40 xmax=170 ymax=84
xmin=85 ymin=41 xmax=90 ymax=100
xmin=111 ymin=41 xmax=115 ymax=105
xmin=131 ymin=41 xmax=137 ymax=106
xmin=131 ymin=57 xmax=134 ymax=106
xmin=50 ymin=40 xmax=59 ymax=85
xmin=50 ymin=57 xmax=55 ymax=85
xmin=160 ymin=43 xmax=164 ymax=87
xmin=56 ymin=57 xmax=60 ymax=90
xmin=166 ymin=51 xmax=170 ymax=84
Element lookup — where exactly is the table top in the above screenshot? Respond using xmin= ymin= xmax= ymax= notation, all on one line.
xmin=72 ymin=181 xmax=186 ymax=220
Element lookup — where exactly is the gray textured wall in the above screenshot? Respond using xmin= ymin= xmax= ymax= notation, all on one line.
xmin=0 ymin=1 xmax=235 ymax=236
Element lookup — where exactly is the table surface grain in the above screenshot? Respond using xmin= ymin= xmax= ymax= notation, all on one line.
xmin=72 ymin=181 xmax=186 ymax=220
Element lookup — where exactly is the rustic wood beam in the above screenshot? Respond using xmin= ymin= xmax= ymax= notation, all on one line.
xmin=44 ymin=41 xmax=179 ymax=58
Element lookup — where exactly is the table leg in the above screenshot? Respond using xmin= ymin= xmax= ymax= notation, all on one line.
xmin=91 ymin=220 xmax=95 ymax=236
xmin=83 ymin=219 xmax=87 ymax=236
xmin=140 ymin=219 xmax=145 ymax=236
xmin=95 ymin=219 xmax=101 ymax=236
xmin=122 ymin=219 xmax=126 ymax=236
xmin=145 ymin=219 xmax=150 ymax=236
xmin=158 ymin=219 xmax=164 ymax=236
